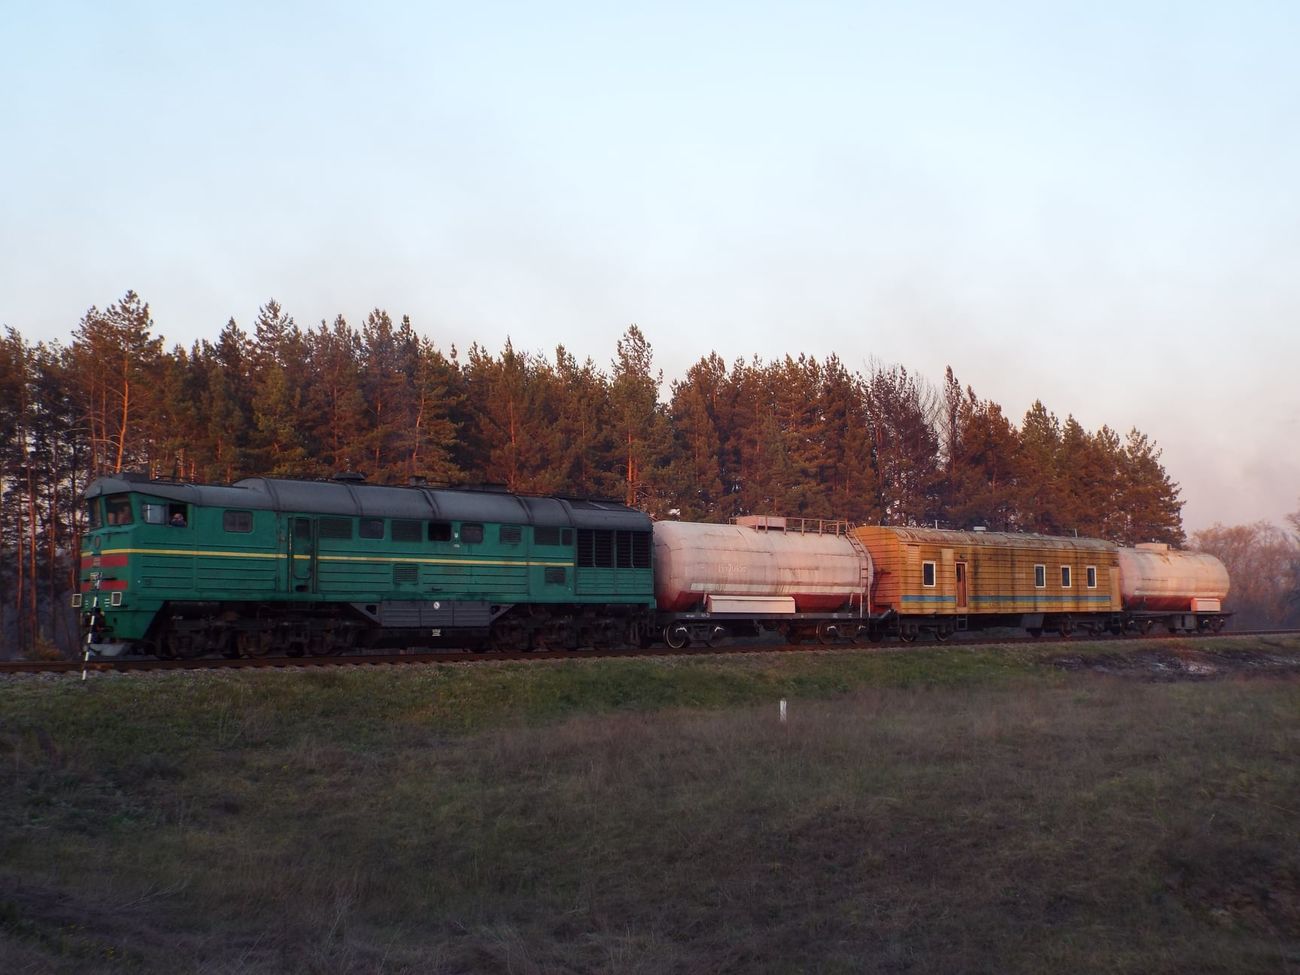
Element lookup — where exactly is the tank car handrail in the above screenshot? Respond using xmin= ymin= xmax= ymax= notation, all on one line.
xmin=731 ymin=515 xmax=853 ymax=535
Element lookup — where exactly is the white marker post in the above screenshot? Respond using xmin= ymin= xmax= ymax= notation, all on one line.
xmin=779 ymin=698 xmax=787 ymax=724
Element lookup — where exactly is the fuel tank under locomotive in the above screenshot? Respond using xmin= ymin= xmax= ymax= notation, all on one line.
xmin=653 ymin=518 xmax=872 ymax=613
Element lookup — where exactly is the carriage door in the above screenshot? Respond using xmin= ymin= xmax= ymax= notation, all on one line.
xmin=955 ymin=562 xmax=968 ymax=611
xmin=289 ymin=517 xmax=318 ymax=593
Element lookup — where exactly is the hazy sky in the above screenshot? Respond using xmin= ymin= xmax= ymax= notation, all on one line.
xmin=3 ymin=1 xmax=1297 ymax=533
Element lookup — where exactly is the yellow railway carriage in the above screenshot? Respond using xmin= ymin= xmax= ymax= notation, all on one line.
xmin=852 ymin=526 xmax=1122 ymax=640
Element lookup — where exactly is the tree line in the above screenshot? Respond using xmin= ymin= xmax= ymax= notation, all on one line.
xmin=1 ymin=290 xmax=1202 ymax=652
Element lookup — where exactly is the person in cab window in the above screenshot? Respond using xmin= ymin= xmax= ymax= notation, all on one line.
xmin=170 ymin=512 xmax=186 ymax=527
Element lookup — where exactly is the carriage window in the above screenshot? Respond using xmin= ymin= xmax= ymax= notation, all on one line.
xmin=359 ymin=518 xmax=385 ymax=540
xmin=428 ymin=522 xmax=452 ymax=542
xmin=142 ymin=503 xmax=167 ymax=525
xmin=105 ymin=495 xmax=134 ymax=526
xmin=460 ymin=523 xmax=484 ymax=544
xmin=538 ymin=528 xmax=575 ymax=547
xmin=319 ymin=517 xmax=352 ymax=539
xmin=1086 ymin=565 xmax=1097 ymax=589
xmin=392 ymin=520 xmax=421 ymax=542
xmin=223 ymin=510 xmax=254 ymax=533
xmin=1034 ymin=564 xmax=1046 ymax=588
xmin=86 ymin=500 xmax=103 ymax=529
xmin=1061 ymin=566 xmax=1072 ymax=588
xmin=922 ymin=561 xmax=937 ymax=587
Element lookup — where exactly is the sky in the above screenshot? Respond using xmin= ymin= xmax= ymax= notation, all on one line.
xmin=3 ymin=0 xmax=1298 ymax=533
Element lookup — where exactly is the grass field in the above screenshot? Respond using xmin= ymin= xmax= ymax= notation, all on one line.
xmin=2 ymin=637 xmax=1298 ymax=974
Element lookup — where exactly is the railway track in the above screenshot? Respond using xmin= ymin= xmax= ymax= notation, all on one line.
xmin=4 ymin=629 xmax=1298 ymax=677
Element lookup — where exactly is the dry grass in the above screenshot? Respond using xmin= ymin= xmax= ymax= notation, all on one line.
xmin=1 ymin=638 xmax=1298 ymax=973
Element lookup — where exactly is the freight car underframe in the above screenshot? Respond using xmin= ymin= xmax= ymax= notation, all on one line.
xmin=656 ymin=608 xmax=895 ymax=649
xmin=659 ymin=606 xmax=1234 ymax=648
xmin=106 ymin=599 xmax=659 ymax=658
xmin=888 ymin=609 xmax=1230 ymax=641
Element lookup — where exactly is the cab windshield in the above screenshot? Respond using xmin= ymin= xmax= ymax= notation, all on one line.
xmin=104 ymin=495 xmax=134 ymax=526
xmin=86 ymin=499 xmax=103 ymax=530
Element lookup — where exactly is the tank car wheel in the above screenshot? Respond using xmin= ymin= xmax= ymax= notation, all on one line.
xmin=664 ymin=625 xmax=690 ymax=650
xmin=815 ymin=622 xmax=839 ymax=645
xmin=934 ymin=627 xmax=951 ymax=642
xmin=899 ymin=629 xmax=917 ymax=644
xmin=1026 ymin=628 xmax=1043 ymax=638
xmin=1211 ymin=618 xmax=1225 ymax=634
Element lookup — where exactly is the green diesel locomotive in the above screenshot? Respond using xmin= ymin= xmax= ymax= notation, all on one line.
xmin=77 ymin=473 xmax=656 ymax=657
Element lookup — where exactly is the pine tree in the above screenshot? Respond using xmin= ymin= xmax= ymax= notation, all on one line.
xmin=551 ymin=345 xmax=613 ymax=498
xmin=1117 ymin=429 xmax=1185 ymax=545
xmin=248 ymin=300 xmax=313 ymax=475
xmin=1014 ymin=401 xmax=1064 ymax=534
xmin=863 ymin=363 xmax=942 ymax=525
xmin=608 ymin=325 xmax=672 ymax=513
xmin=68 ymin=291 xmax=164 ymax=475
xmin=666 ymin=353 xmax=726 ymax=520
xmin=305 ymin=315 xmax=367 ymax=474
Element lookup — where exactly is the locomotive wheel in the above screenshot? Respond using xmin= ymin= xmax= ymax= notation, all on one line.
xmin=664 ymin=625 xmax=689 ymax=649
xmin=934 ymin=627 xmax=951 ymax=642
xmin=899 ymin=630 xmax=917 ymax=644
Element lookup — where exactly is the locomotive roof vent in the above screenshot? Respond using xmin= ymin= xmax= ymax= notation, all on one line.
xmin=332 ymin=471 xmax=367 ymax=483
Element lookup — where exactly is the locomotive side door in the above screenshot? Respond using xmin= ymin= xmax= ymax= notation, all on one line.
xmin=288 ymin=516 xmax=318 ymax=593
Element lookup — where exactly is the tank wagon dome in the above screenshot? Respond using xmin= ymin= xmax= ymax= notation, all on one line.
xmin=1117 ymin=542 xmax=1230 ymax=612
xmin=653 ymin=517 xmax=871 ymax=613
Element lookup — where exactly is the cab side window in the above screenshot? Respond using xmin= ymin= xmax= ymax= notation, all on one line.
xmin=105 ymin=495 xmax=134 ymax=526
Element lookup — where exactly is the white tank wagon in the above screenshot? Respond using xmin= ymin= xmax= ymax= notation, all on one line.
xmin=652 ymin=516 xmax=874 ymax=647
xmin=1117 ymin=543 xmax=1231 ymax=633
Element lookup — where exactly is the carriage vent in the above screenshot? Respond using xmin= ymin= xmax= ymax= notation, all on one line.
xmin=545 ymin=567 xmax=567 ymax=585
xmin=393 ymin=564 xmax=418 ymax=585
